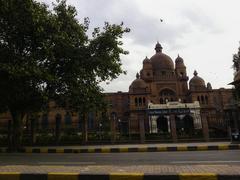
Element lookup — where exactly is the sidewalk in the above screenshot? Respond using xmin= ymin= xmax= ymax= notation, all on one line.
xmin=1 ymin=141 xmax=240 ymax=153
xmin=0 ymin=165 xmax=240 ymax=179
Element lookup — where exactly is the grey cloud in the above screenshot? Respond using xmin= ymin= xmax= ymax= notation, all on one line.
xmin=39 ymin=0 xmax=200 ymax=50
xmin=66 ymin=0 xmax=192 ymax=50
xmin=179 ymin=7 xmax=222 ymax=33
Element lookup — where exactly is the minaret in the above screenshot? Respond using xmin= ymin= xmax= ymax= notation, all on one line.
xmin=175 ymin=54 xmax=189 ymax=95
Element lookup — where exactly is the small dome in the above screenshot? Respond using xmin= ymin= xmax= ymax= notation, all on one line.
xmin=143 ymin=56 xmax=152 ymax=70
xmin=189 ymin=70 xmax=206 ymax=90
xmin=143 ymin=56 xmax=150 ymax=64
xmin=175 ymin=54 xmax=185 ymax=68
xmin=207 ymin=82 xmax=212 ymax=90
xmin=129 ymin=73 xmax=147 ymax=92
xmin=175 ymin=54 xmax=184 ymax=63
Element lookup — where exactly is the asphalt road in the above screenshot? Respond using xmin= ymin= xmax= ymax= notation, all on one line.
xmin=0 ymin=150 xmax=240 ymax=166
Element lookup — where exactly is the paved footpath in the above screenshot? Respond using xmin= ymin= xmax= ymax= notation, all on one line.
xmin=0 ymin=165 xmax=240 ymax=179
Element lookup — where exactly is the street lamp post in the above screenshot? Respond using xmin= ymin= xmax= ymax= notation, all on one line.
xmin=99 ymin=122 xmax=102 ymax=140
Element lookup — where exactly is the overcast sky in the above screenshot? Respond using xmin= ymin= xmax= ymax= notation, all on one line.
xmin=40 ymin=0 xmax=240 ymax=92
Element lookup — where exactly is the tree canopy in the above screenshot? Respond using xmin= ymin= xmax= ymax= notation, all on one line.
xmin=0 ymin=0 xmax=129 ymax=149
xmin=232 ymin=43 xmax=240 ymax=99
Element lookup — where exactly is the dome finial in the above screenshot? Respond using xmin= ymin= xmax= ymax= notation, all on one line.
xmin=136 ymin=72 xmax=140 ymax=79
xmin=194 ymin=70 xmax=198 ymax=76
xmin=155 ymin=41 xmax=162 ymax=53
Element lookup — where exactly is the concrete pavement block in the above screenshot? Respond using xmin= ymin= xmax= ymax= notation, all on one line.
xmin=157 ymin=146 xmax=167 ymax=151
xmin=179 ymin=173 xmax=217 ymax=180
xmin=0 ymin=172 xmax=20 ymax=180
xmin=101 ymin=148 xmax=110 ymax=153
xmin=197 ymin=146 xmax=208 ymax=151
xmin=48 ymin=173 xmax=79 ymax=180
xmin=177 ymin=146 xmax=188 ymax=151
xmin=119 ymin=148 xmax=128 ymax=152
xmin=218 ymin=145 xmax=229 ymax=150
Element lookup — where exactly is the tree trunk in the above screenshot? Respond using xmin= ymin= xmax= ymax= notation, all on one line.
xmin=9 ymin=111 xmax=24 ymax=152
xmin=30 ymin=118 xmax=36 ymax=145
xmin=83 ymin=113 xmax=88 ymax=143
xmin=55 ymin=117 xmax=61 ymax=145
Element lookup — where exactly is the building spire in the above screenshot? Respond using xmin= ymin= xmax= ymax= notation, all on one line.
xmin=194 ymin=70 xmax=198 ymax=76
xmin=155 ymin=41 xmax=162 ymax=53
xmin=136 ymin=72 xmax=140 ymax=79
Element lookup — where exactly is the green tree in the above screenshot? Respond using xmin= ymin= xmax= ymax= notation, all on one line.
xmin=0 ymin=0 xmax=129 ymax=150
xmin=232 ymin=43 xmax=240 ymax=99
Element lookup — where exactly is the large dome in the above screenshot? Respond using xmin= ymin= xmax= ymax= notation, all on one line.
xmin=150 ymin=42 xmax=174 ymax=71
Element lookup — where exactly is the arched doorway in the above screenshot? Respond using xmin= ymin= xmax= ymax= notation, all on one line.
xmin=157 ymin=116 xmax=168 ymax=133
xmin=183 ymin=115 xmax=194 ymax=136
xmin=176 ymin=115 xmax=194 ymax=137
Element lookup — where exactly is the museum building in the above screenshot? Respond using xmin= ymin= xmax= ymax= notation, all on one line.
xmin=0 ymin=42 xmax=237 ymax=143
xmin=105 ymin=42 xmax=234 ymax=142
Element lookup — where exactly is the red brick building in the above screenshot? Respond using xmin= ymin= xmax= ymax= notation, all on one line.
xmin=106 ymin=42 xmax=234 ymax=142
xmin=0 ymin=42 xmax=236 ymax=143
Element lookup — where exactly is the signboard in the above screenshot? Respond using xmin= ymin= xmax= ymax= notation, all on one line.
xmin=148 ymin=108 xmax=190 ymax=115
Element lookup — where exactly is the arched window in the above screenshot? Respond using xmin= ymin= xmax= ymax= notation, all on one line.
xmin=201 ymin=95 xmax=205 ymax=104
xmin=197 ymin=96 xmax=200 ymax=102
xmin=159 ymin=89 xmax=176 ymax=103
xmin=135 ymin=97 xmax=138 ymax=106
xmin=139 ymin=97 xmax=142 ymax=106
xmin=205 ymin=96 xmax=208 ymax=104
xmin=64 ymin=112 xmax=72 ymax=126
xmin=160 ymin=89 xmax=175 ymax=96
xmin=143 ymin=97 xmax=146 ymax=105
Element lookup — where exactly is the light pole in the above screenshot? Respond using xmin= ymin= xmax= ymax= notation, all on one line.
xmin=118 ymin=118 xmax=121 ymax=136
xmin=99 ymin=122 xmax=102 ymax=140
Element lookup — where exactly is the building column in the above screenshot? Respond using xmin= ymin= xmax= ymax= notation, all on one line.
xmin=139 ymin=113 xmax=145 ymax=143
xmin=201 ymin=114 xmax=209 ymax=142
xmin=170 ymin=115 xmax=177 ymax=142
xmin=149 ymin=115 xmax=152 ymax=133
xmin=151 ymin=116 xmax=158 ymax=133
